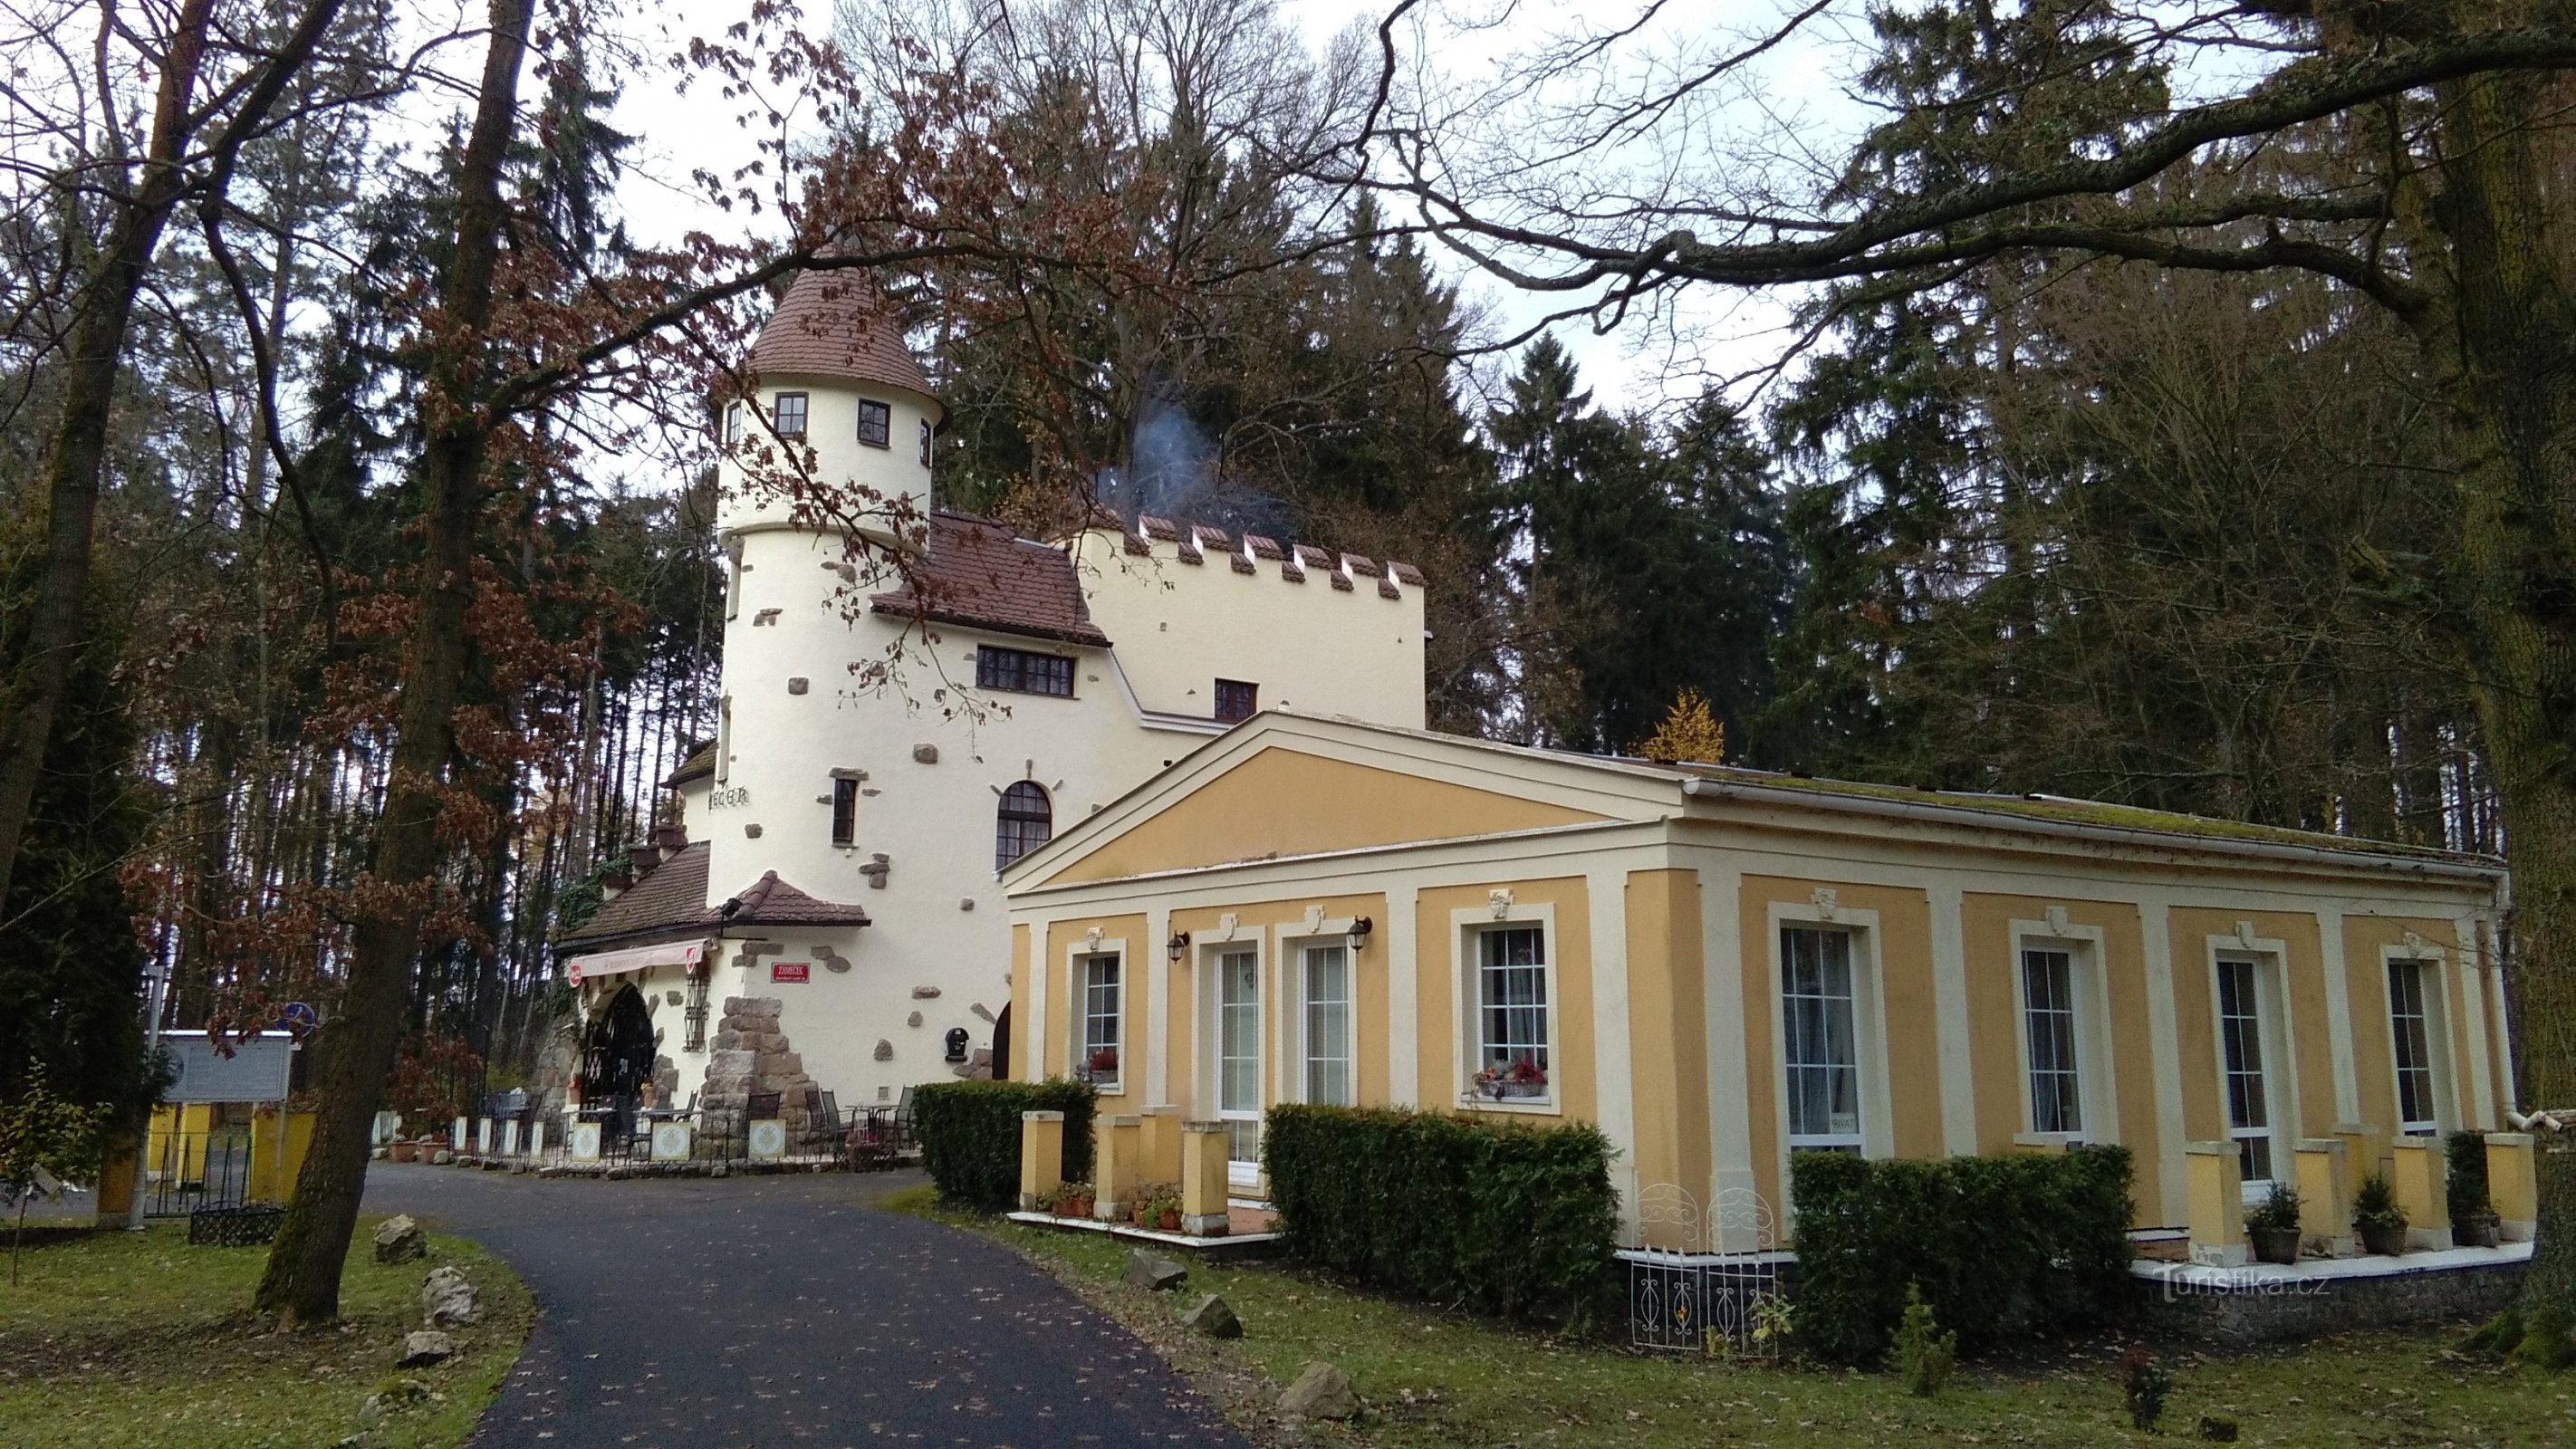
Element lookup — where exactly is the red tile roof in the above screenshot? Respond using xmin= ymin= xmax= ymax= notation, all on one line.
xmin=556 ymin=843 xmax=870 ymax=952
xmin=748 ymin=268 xmax=937 ymax=403
xmin=870 ymin=511 xmax=1111 ymax=648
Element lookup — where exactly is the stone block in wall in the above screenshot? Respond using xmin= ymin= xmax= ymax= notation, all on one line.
xmin=723 ymin=997 xmax=783 ymax=1020
xmin=711 ymin=1030 xmax=755 ymax=1052
xmin=755 ymin=1052 xmax=804 ymax=1079
xmin=707 ymin=1049 xmax=755 ymax=1078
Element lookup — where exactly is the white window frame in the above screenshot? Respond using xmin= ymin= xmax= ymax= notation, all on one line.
xmin=1200 ymin=936 xmax=1265 ymax=1184
xmin=2206 ymin=935 xmax=2297 ymax=1201
xmin=1450 ymin=900 xmax=1560 ymax=1115
xmin=2382 ymin=948 xmax=2454 ymax=1137
xmin=1764 ymin=898 xmax=1892 ymax=1163
xmin=1290 ymin=936 xmax=1357 ymax=1107
xmin=715 ymin=695 xmax=732 ymax=784
xmin=2006 ymin=918 xmax=2118 ymax=1146
xmin=1062 ymin=940 xmax=1126 ymax=1096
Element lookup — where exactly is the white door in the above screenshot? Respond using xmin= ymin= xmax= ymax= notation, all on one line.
xmin=1216 ymin=948 xmax=1262 ymax=1184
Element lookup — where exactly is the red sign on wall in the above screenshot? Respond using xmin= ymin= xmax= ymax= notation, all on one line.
xmin=772 ymin=962 xmax=811 ymax=983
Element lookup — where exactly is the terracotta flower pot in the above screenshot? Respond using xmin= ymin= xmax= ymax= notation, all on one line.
xmin=2249 ymin=1226 xmax=2301 ymax=1265
xmin=389 ymin=1140 xmax=418 ymax=1164
xmin=1158 ymin=1208 xmax=1181 ymax=1233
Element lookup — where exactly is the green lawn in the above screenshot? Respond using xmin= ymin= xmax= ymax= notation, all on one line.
xmin=888 ymin=1187 xmax=2575 ymax=1447
xmin=0 ymin=1216 xmax=532 ymax=1449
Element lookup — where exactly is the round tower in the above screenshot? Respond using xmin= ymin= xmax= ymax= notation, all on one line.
xmin=706 ymin=270 xmax=942 ymax=902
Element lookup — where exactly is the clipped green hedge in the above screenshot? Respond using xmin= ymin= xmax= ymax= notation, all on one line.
xmin=912 ymin=1078 xmax=1097 ymax=1214
xmin=1264 ymin=1104 xmax=1618 ymax=1323
xmin=1790 ymin=1145 xmax=2134 ymax=1364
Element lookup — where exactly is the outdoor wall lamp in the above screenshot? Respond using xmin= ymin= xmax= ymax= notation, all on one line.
xmin=1167 ymin=930 xmax=1191 ymax=962
xmin=1347 ymin=916 xmax=1373 ymax=955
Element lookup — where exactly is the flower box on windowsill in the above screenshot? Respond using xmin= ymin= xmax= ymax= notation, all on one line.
xmin=1482 ymin=1081 xmax=1547 ymax=1100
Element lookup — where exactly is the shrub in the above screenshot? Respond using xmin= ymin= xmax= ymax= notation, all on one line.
xmin=2446 ymin=1130 xmax=2493 ymax=1221
xmin=1789 ymin=1145 xmax=2134 ymax=1364
xmin=911 ymin=1078 xmax=1096 ymax=1214
xmin=2353 ymin=1170 xmax=2407 ymax=1231
xmin=1264 ymin=1103 xmax=1618 ymax=1324
xmin=2120 ymin=1346 xmax=2172 ymax=1431
xmin=2246 ymin=1181 xmax=2302 ymax=1233
xmin=1893 ymin=1283 xmax=1956 ymax=1396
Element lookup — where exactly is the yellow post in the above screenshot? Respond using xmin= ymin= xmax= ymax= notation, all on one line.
xmin=2184 ymin=1141 xmax=2246 ymax=1267
xmin=92 ymin=1148 xmax=136 ymax=1223
xmin=2292 ymin=1138 xmax=2352 ymax=1257
xmin=2485 ymin=1132 xmax=2537 ymax=1243
xmin=1093 ymin=1114 xmax=1143 ymax=1222
xmin=2389 ymin=1137 xmax=2449 ymax=1250
xmin=1019 ymin=1110 xmax=1065 ymax=1212
xmin=1180 ymin=1120 xmax=1231 ymax=1237
xmin=1141 ymin=1105 xmax=1184 ymax=1185
xmin=274 ymin=1111 xmax=314 ymax=1201
xmin=2334 ymin=1121 xmax=2387 ymax=1194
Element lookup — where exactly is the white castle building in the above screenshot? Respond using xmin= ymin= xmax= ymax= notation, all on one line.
xmin=553 ymin=269 xmax=1427 ymax=1127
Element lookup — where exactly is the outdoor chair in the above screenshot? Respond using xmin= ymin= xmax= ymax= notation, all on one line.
xmin=802 ymin=1089 xmax=842 ymax=1154
xmin=888 ymin=1085 xmax=917 ymax=1148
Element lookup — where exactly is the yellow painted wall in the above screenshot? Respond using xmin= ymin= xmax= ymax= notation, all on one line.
xmin=2167 ymin=909 xmax=2331 ymax=1143
xmin=1735 ymin=876 xmax=1938 ymax=1215
xmin=1958 ymin=894 xmax=2162 ymax=1219
xmin=1162 ymin=893 xmax=1392 ymax=1121
xmin=2340 ymin=916 xmax=2465 ymax=1133
xmin=1626 ymin=868 xmax=1710 ymax=1243
xmin=1414 ymin=877 xmax=1596 ymax=1122
xmin=1041 ymin=914 xmax=1150 ymax=1085
xmin=1043 ymin=747 xmax=1608 ymax=885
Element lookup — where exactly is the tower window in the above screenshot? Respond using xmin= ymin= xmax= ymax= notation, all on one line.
xmin=996 ymin=781 xmax=1053 ymax=869
xmin=1214 ymin=679 xmax=1258 ymax=722
xmin=723 ymin=401 xmax=742 ymax=446
xmin=774 ymin=391 xmax=808 ymax=439
xmin=976 ymin=646 xmax=1073 ymax=697
xmin=831 ymin=777 xmax=859 ymax=847
xmin=856 ymin=398 xmax=891 ymax=448
xmin=918 ymin=417 xmax=933 ymax=466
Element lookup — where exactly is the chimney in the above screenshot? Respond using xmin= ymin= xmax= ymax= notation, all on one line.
xmin=654 ymin=820 xmax=688 ymax=855
xmin=628 ymin=839 xmax=664 ymax=874
xmin=599 ymin=860 xmax=635 ymax=897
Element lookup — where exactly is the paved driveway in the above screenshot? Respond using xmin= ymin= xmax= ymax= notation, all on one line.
xmin=364 ymin=1164 xmax=1244 ymax=1447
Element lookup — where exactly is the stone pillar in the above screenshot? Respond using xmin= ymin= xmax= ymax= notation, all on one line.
xmin=1180 ymin=1120 xmax=1231 ymax=1237
xmin=2487 ymin=1132 xmax=2538 ymax=1243
xmin=1141 ymin=1105 xmax=1184 ymax=1185
xmin=2389 ymin=1137 xmax=2450 ymax=1250
xmin=1019 ymin=1110 xmax=1065 ymax=1212
xmin=2185 ymin=1141 xmax=2246 ymax=1267
xmin=2334 ymin=1121 xmax=2387 ymax=1191
xmin=2292 ymin=1138 xmax=2353 ymax=1257
xmin=1093 ymin=1114 xmax=1144 ymax=1222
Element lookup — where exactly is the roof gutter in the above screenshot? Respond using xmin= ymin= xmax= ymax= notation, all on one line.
xmin=1680 ymin=778 xmax=2505 ymax=885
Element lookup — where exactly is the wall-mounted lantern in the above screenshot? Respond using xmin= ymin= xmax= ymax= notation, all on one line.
xmin=1347 ymin=916 xmax=1374 ymax=955
xmin=1167 ymin=930 xmax=1191 ymax=963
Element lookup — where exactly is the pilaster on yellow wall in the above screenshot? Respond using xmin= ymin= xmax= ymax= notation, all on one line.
xmin=1019 ymin=1110 xmax=1065 ymax=1211
xmin=2486 ymin=1133 xmax=2537 ymax=1241
xmin=2184 ymin=1141 xmax=2247 ymax=1267
xmin=2292 ymin=1138 xmax=2353 ymax=1257
xmin=1624 ymin=868 xmax=1710 ymax=1235
xmin=1009 ymin=924 xmax=1033 ymax=1081
xmin=2389 ymin=1137 xmax=2450 ymax=1250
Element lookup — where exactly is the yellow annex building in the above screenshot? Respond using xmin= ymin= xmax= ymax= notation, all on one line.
xmin=1001 ymin=713 xmax=2515 ymax=1250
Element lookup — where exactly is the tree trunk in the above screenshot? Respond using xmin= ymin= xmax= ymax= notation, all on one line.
xmin=254 ymin=0 xmax=535 ymax=1325
xmin=0 ymin=0 xmax=217 ymax=917
xmin=2426 ymin=59 xmax=2576 ymax=1351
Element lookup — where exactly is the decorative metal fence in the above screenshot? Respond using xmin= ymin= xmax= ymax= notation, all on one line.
xmin=1625 ymin=1183 xmax=1790 ymax=1356
xmin=143 ymin=1130 xmax=252 ymax=1219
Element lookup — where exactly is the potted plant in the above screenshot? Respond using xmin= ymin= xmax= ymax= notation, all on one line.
xmin=2245 ymin=1181 xmax=2303 ymax=1264
xmin=1038 ymin=1181 xmax=1094 ymax=1220
xmin=1130 ymin=1184 xmax=1183 ymax=1233
xmin=2447 ymin=1130 xmax=2502 ymax=1248
xmin=1082 ymin=1048 xmax=1120 ymax=1089
xmin=2353 ymin=1170 xmax=2409 ymax=1255
xmin=1473 ymin=1058 xmax=1548 ymax=1100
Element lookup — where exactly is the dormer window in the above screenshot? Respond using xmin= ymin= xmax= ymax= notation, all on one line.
xmin=856 ymin=398 xmax=891 ymax=448
xmin=774 ymin=391 xmax=808 ymax=439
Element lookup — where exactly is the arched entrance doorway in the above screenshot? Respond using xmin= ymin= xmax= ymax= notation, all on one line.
xmin=992 ymin=1002 xmax=1012 ymax=1080
xmin=581 ymin=984 xmax=656 ymax=1137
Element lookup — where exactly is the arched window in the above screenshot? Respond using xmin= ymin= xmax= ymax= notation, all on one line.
xmin=996 ymin=781 xmax=1053 ymax=869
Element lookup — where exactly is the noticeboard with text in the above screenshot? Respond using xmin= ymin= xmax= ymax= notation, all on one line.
xmin=160 ymin=1032 xmax=296 ymax=1103
xmin=772 ymin=962 xmax=811 ymax=984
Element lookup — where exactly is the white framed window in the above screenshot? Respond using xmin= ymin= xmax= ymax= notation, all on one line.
xmin=2388 ymin=957 xmax=2444 ymax=1135
xmin=1080 ymin=953 xmax=1121 ymax=1091
xmin=723 ymin=400 xmax=742 ymax=446
xmin=773 ymin=390 xmax=808 ymax=439
xmin=855 ymin=398 xmax=891 ymax=448
xmin=723 ymin=540 xmax=743 ymax=621
xmin=1782 ymin=926 xmax=1862 ymax=1151
xmin=2022 ymin=947 xmax=2082 ymax=1136
xmin=1474 ymin=926 xmax=1550 ymax=1099
xmin=1214 ymin=946 xmax=1262 ymax=1171
xmin=715 ymin=695 xmax=732 ymax=784
xmin=2216 ymin=955 xmax=2279 ymax=1189
xmin=1301 ymin=942 xmax=1352 ymax=1106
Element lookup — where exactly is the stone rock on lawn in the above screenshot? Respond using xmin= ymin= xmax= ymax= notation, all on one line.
xmin=1178 ymin=1293 xmax=1242 ymax=1339
xmin=372 ymin=1214 xmax=427 ymax=1264
xmin=396 ymin=1329 xmax=457 ymax=1367
xmin=1278 ymin=1361 xmax=1359 ymax=1420
xmin=422 ymin=1265 xmax=481 ymax=1327
xmin=1122 ymin=1250 xmax=1188 ymax=1292
xmin=359 ymin=1377 xmax=446 ymax=1422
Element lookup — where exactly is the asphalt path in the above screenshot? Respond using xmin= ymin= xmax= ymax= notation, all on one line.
xmin=363 ymin=1163 xmax=1245 ymax=1447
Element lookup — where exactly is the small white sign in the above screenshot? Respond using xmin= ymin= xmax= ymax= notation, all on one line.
xmin=650 ymin=1122 xmax=693 ymax=1162
xmin=570 ymin=1121 xmax=602 ymax=1161
xmin=747 ymin=1119 xmax=787 ymax=1160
